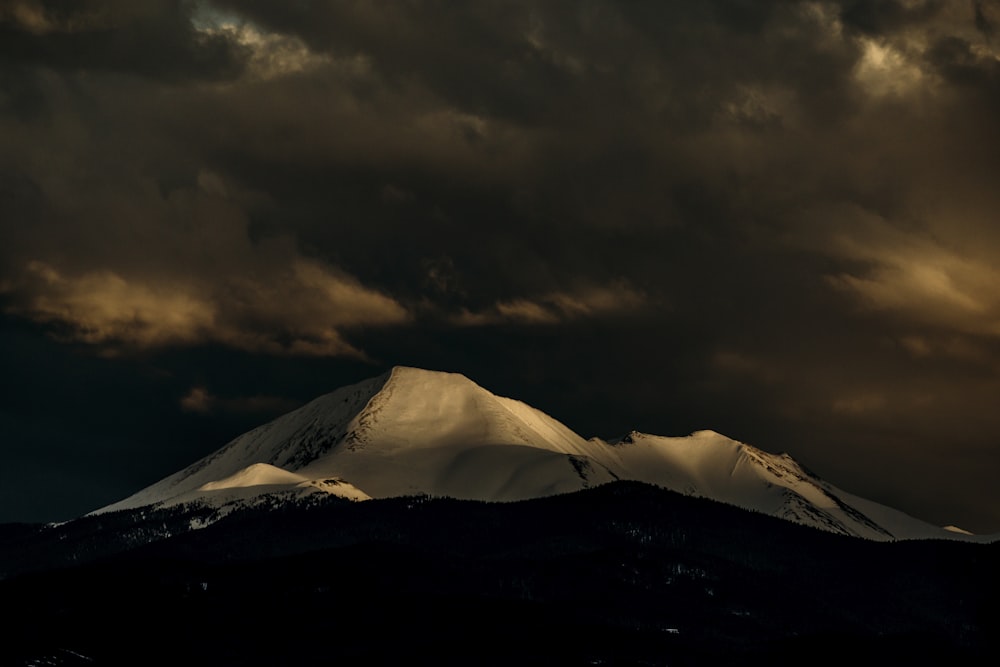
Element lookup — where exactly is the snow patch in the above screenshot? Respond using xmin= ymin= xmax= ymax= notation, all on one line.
xmin=197 ymin=463 xmax=309 ymax=491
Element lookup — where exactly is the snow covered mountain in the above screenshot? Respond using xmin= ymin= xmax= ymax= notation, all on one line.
xmin=96 ymin=366 xmax=979 ymax=541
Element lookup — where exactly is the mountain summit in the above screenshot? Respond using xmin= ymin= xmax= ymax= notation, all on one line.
xmin=97 ymin=366 xmax=973 ymax=541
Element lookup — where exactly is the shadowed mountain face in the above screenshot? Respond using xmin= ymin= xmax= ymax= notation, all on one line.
xmin=2 ymin=483 xmax=998 ymax=666
xmin=96 ymin=367 xmax=981 ymax=541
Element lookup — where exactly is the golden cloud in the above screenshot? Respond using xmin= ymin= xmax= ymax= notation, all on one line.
xmin=1 ymin=1 xmax=55 ymax=34
xmin=3 ymin=259 xmax=409 ymax=358
xmin=179 ymin=386 xmax=215 ymax=414
xmin=827 ymin=240 xmax=1000 ymax=337
xmin=14 ymin=261 xmax=216 ymax=347
xmin=853 ymin=37 xmax=930 ymax=99
xmin=195 ymin=20 xmax=337 ymax=82
xmin=801 ymin=205 xmax=1000 ymax=339
xmin=453 ymin=282 xmax=646 ymax=326
xmin=180 ymin=386 xmax=298 ymax=415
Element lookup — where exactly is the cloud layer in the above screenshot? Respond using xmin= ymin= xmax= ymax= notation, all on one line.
xmin=2 ymin=1 xmax=1000 ymax=530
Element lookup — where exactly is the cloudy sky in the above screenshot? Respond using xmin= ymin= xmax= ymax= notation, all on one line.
xmin=1 ymin=0 xmax=999 ymax=531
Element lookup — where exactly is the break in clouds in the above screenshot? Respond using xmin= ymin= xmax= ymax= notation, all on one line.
xmin=2 ymin=0 xmax=1000 ymax=530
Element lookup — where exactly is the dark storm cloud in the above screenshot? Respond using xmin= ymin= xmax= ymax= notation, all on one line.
xmin=973 ymin=0 xmax=996 ymax=41
xmin=839 ymin=0 xmax=944 ymax=33
xmin=0 ymin=0 xmax=246 ymax=81
xmin=211 ymin=0 xmax=578 ymax=124
xmin=2 ymin=1 xmax=1000 ymax=530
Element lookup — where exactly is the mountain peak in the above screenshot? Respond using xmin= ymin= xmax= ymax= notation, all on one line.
xmin=92 ymin=367 xmax=982 ymax=542
xmin=387 ymin=365 xmax=469 ymax=380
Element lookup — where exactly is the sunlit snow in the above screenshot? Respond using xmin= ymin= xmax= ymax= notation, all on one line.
xmin=94 ymin=367 xmax=982 ymax=542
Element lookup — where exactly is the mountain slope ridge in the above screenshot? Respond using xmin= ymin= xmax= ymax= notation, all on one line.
xmin=94 ymin=366 xmax=981 ymax=542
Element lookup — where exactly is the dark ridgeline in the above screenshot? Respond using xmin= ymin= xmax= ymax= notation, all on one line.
xmin=1 ymin=481 xmax=997 ymax=666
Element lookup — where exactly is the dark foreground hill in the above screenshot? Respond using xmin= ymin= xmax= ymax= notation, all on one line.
xmin=2 ymin=482 xmax=997 ymax=666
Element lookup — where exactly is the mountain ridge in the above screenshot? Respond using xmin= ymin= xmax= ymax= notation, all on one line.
xmin=94 ymin=366 xmax=986 ymax=542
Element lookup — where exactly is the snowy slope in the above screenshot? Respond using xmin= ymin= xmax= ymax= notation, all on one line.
xmin=591 ymin=431 xmax=968 ymax=541
xmin=99 ymin=373 xmax=391 ymax=513
xmin=98 ymin=367 xmax=617 ymax=514
xmin=163 ymin=463 xmax=370 ymax=510
xmin=95 ymin=366 xmax=983 ymax=542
